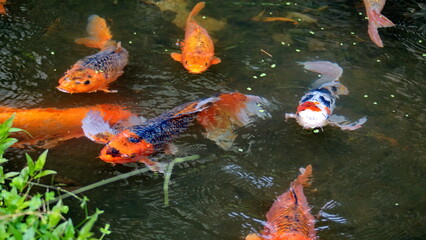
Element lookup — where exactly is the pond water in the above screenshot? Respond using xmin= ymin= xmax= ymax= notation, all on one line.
xmin=1 ymin=0 xmax=425 ymax=239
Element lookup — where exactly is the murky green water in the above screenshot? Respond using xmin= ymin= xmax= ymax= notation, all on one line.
xmin=1 ymin=0 xmax=425 ymax=239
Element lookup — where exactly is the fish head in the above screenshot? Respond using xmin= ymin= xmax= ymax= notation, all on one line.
xmin=57 ymin=67 xmax=106 ymax=93
xmin=182 ymin=55 xmax=212 ymax=74
xmin=99 ymin=130 xmax=154 ymax=164
xmin=296 ymin=101 xmax=329 ymax=129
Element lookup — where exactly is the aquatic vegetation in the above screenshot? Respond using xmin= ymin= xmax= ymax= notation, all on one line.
xmin=0 ymin=115 xmax=111 ymax=239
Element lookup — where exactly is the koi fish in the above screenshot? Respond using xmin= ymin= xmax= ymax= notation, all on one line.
xmin=0 ymin=104 xmax=135 ymax=148
xmin=285 ymin=61 xmax=367 ymax=130
xmin=246 ymin=165 xmax=316 ymax=240
xmin=363 ymin=0 xmax=395 ymax=47
xmin=0 ymin=0 xmax=6 ymax=15
xmin=57 ymin=15 xmax=128 ymax=93
xmin=82 ymin=92 xmax=270 ymax=167
xmin=170 ymin=2 xmax=221 ymax=74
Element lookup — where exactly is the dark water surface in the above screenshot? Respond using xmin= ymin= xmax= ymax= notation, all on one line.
xmin=1 ymin=0 xmax=425 ymax=239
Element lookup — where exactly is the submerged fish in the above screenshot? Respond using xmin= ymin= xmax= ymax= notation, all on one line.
xmin=57 ymin=15 xmax=129 ymax=93
xmin=142 ymin=0 xmax=227 ymax=31
xmin=82 ymin=92 xmax=270 ymax=167
xmin=363 ymin=0 xmax=395 ymax=47
xmin=0 ymin=104 xmax=135 ymax=148
xmin=285 ymin=61 xmax=367 ymax=130
xmin=246 ymin=165 xmax=316 ymax=240
xmin=171 ymin=2 xmax=221 ymax=74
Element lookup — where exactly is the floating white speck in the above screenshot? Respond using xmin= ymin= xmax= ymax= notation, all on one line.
xmin=271 ymin=64 xmax=276 ymax=68
xmin=364 ymin=95 xmax=368 ymax=98
xmin=359 ymin=12 xmax=363 ymax=15
xmin=405 ymin=114 xmax=409 ymax=117
xmin=309 ymin=31 xmax=315 ymax=35
xmin=281 ymin=41 xmax=286 ymax=45
xmin=253 ymin=76 xmax=258 ymax=79
xmin=419 ymin=40 xmax=423 ymax=43
xmin=238 ymin=148 xmax=244 ymax=152
xmin=376 ymin=59 xmax=381 ymax=63
xmin=313 ymin=129 xmax=320 ymax=133
xmin=320 ymin=27 xmax=325 ymax=30
xmin=165 ymin=49 xmax=168 ymax=52
xmin=259 ymin=109 xmax=265 ymax=113
xmin=133 ymin=32 xmax=137 ymax=35
xmin=202 ymin=16 xmax=206 ymax=19
xmin=53 ymin=69 xmax=56 ymax=71
xmin=353 ymin=42 xmax=357 ymax=45
xmin=286 ymin=2 xmax=291 ymax=5
xmin=129 ymin=41 xmax=133 ymax=44
xmin=365 ymin=17 xmax=369 ymax=20
xmin=260 ymin=73 xmax=266 ymax=77
xmin=50 ymin=51 xmax=55 ymax=55
xmin=373 ymin=102 xmax=378 ymax=105
xmin=395 ymin=203 xmax=399 ymax=206
xmin=247 ymin=87 xmax=252 ymax=91
xmin=350 ymin=32 xmax=355 ymax=35
xmin=295 ymin=49 xmax=301 ymax=52
xmin=390 ymin=94 xmax=395 ymax=98
xmin=340 ymin=43 xmax=344 ymax=46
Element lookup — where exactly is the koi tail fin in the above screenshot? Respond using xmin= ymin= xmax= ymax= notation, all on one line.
xmin=82 ymin=110 xmax=118 ymax=144
xmin=187 ymin=2 xmax=205 ymax=22
xmin=75 ymin=15 xmax=114 ymax=49
xmin=300 ymin=61 xmax=348 ymax=96
xmin=197 ymin=92 xmax=270 ymax=150
xmin=367 ymin=10 xmax=395 ymax=47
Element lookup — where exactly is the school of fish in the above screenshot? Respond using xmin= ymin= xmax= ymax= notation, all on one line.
xmin=1 ymin=1 xmax=400 ymax=239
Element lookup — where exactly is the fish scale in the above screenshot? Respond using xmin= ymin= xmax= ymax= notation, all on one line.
xmin=80 ymin=45 xmax=128 ymax=80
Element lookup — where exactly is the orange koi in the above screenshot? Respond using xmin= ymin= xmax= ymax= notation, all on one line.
xmin=170 ymin=2 xmax=221 ymax=74
xmin=246 ymin=165 xmax=316 ymax=240
xmin=0 ymin=104 xmax=134 ymax=148
xmin=363 ymin=0 xmax=395 ymax=47
xmin=82 ymin=92 xmax=270 ymax=167
xmin=57 ymin=15 xmax=129 ymax=93
xmin=0 ymin=0 xmax=6 ymax=15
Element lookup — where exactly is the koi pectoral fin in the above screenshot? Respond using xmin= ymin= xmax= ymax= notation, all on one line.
xmin=285 ymin=113 xmax=297 ymax=120
xmin=211 ymin=57 xmax=221 ymax=65
xmin=138 ymin=158 xmax=166 ymax=173
xmin=170 ymin=53 xmax=182 ymax=62
xmin=329 ymin=115 xmax=367 ymax=131
xmin=82 ymin=110 xmax=118 ymax=143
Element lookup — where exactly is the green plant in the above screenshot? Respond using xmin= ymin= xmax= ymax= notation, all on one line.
xmin=0 ymin=114 xmax=111 ymax=239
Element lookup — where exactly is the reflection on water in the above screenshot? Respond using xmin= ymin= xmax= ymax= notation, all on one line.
xmin=1 ymin=0 xmax=426 ymax=239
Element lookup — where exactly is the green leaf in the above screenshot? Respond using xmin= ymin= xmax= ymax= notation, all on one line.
xmin=44 ymin=191 xmax=55 ymax=202
xmin=100 ymin=223 xmax=111 ymax=235
xmin=8 ymin=127 xmax=23 ymax=133
xmin=4 ymin=171 xmax=19 ymax=179
xmin=34 ymin=170 xmax=57 ymax=179
xmin=0 ymin=138 xmax=18 ymax=152
xmin=34 ymin=150 xmax=48 ymax=172
xmin=27 ymin=154 xmax=35 ymax=176
xmin=65 ymin=219 xmax=76 ymax=238
xmin=11 ymin=176 xmax=26 ymax=192
xmin=28 ymin=195 xmax=42 ymax=211
xmin=1 ymin=114 xmax=15 ymax=134
xmin=77 ymin=209 xmax=103 ymax=240
xmin=23 ymin=227 xmax=35 ymax=240
xmin=0 ymin=157 xmax=8 ymax=164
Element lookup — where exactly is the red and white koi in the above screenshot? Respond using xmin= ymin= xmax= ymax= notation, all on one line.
xmin=285 ymin=61 xmax=367 ymax=131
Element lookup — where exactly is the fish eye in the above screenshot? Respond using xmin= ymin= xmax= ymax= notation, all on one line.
xmin=87 ymin=75 xmax=92 ymax=78
xmin=107 ymin=147 xmax=121 ymax=157
xmin=205 ymin=62 xmax=208 ymax=66
xmin=185 ymin=60 xmax=188 ymax=64
xmin=84 ymin=80 xmax=91 ymax=85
